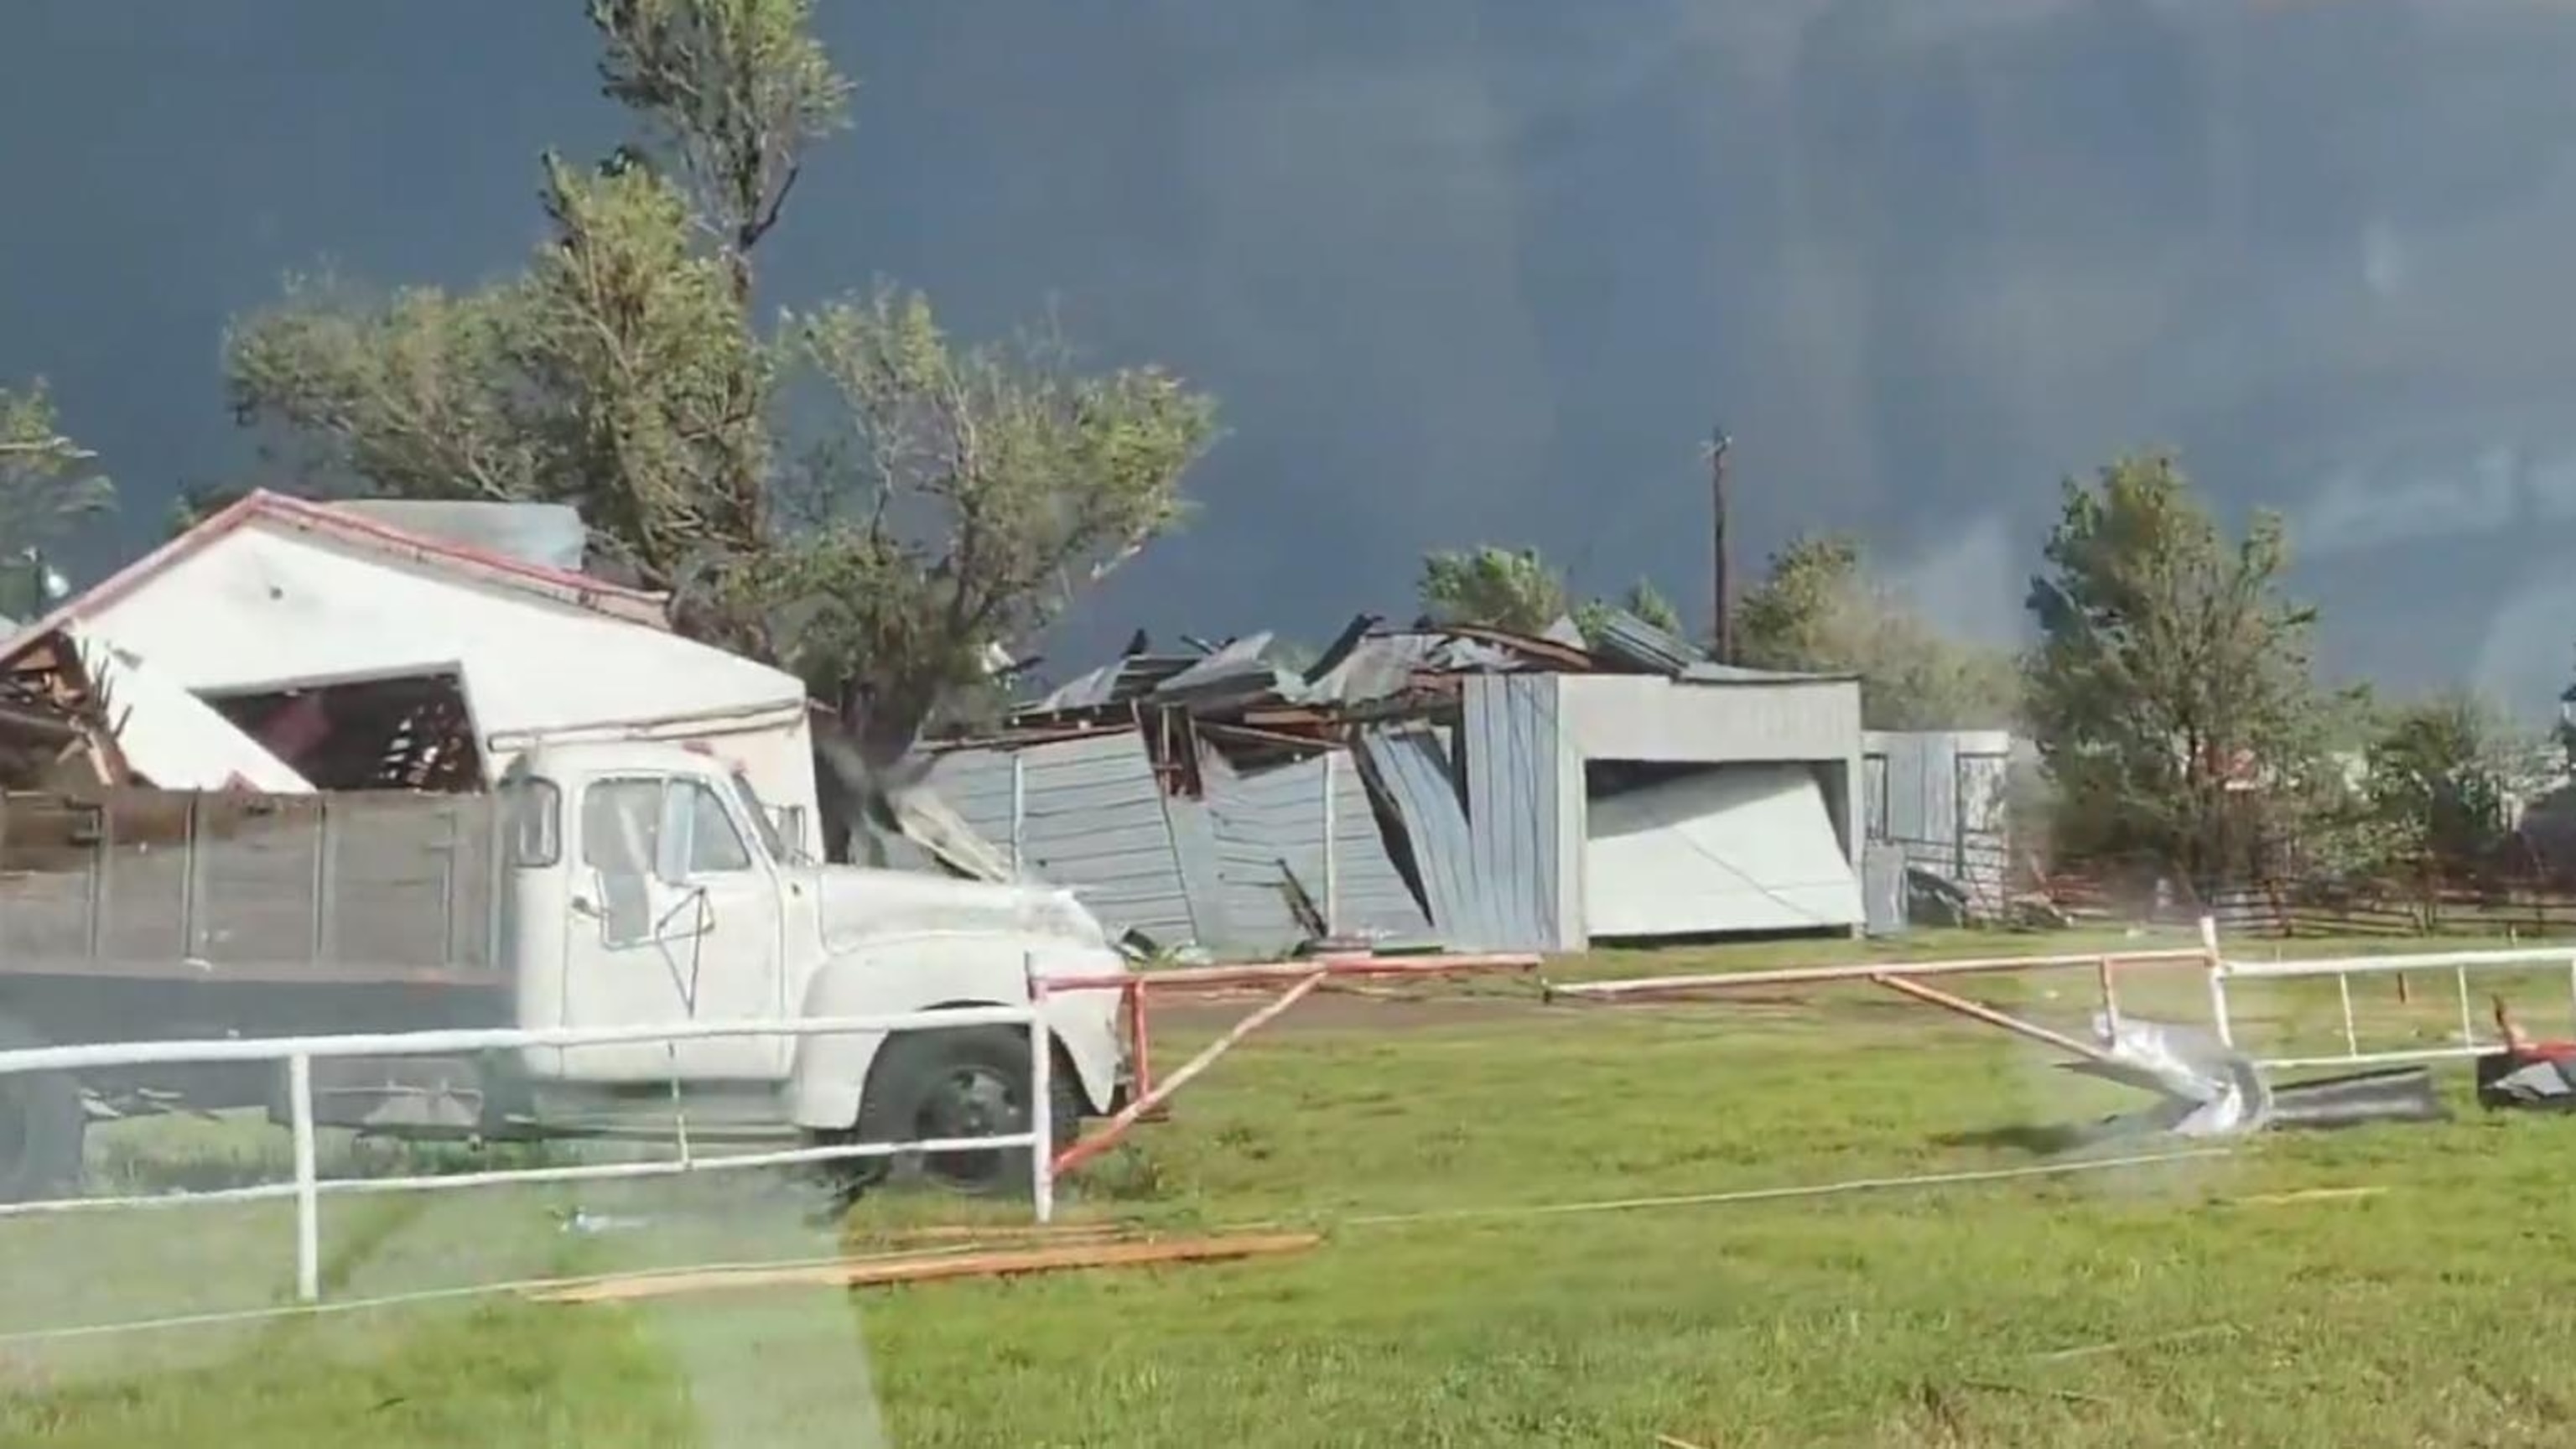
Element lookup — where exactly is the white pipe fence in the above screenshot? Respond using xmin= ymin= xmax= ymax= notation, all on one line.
xmin=2146 ymin=917 xmax=2576 ymax=1071
xmin=2210 ymin=938 xmax=2576 ymax=1072
xmin=0 ymin=1004 xmax=1054 ymax=1305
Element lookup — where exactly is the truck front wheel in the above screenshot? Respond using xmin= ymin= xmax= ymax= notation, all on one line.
xmin=0 ymin=1014 xmax=86 ymax=1205
xmin=846 ymin=1026 xmax=1081 ymax=1197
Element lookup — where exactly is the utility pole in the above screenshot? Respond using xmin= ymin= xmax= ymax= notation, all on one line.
xmin=1707 ymin=426 xmax=1733 ymax=662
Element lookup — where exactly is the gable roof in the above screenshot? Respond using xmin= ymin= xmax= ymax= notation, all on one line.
xmin=0 ymin=491 xmax=668 ymax=660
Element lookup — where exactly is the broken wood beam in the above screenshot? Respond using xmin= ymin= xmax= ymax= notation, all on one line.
xmin=1870 ymin=972 xmax=2129 ymax=1070
xmin=530 ymin=1231 xmax=1322 ymax=1306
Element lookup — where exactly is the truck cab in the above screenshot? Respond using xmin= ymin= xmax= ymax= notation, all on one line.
xmin=408 ymin=741 xmax=1131 ymax=1187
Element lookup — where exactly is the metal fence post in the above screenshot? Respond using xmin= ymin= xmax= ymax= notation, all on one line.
xmin=1320 ymin=752 xmax=1339 ymax=936
xmin=2198 ymin=915 xmax=2235 ymax=1047
xmin=288 ymin=1052 xmax=320 ymax=1305
xmin=1010 ymin=753 xmax=1026 ymax=877
xmin=1026 ymin=956 xmax=1054 ymax=1225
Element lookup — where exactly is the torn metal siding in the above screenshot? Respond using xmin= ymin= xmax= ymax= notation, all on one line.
xmin=1202 ymin=747 xmax=1436 ymax=949
xmin=1158 ymin=787 xmax=1236 ymax=953
xmin=923 ymin=732 xmax=1202 ymax=948
xmin=1319 ymin=752 xmax=1436 ymax=945
xmin=1459 ymin=673 xmax=1573 ymax=950
xmin=1195 ymin=749 xmax=1305 ymax=956
xmin=1360 ymin=725 xmax=1524 ymax=950
xmin=1584 ymin=608 xmax=1706 ymax=673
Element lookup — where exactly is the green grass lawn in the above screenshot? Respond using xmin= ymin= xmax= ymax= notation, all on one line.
xmin=8 ymin=929 xmax=2576 ymax=1446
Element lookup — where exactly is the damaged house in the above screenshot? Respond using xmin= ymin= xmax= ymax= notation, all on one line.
xmin=916 ymin=610 xmax=1870 ymax=958
xmin=0 ymin=492 xmax=823 ymax=853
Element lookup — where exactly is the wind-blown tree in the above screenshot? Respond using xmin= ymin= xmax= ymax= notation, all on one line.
xmin=225 ymin=0 xmax=1218 ymax=845
xmin=1416 ymin=545 xmax=1573 ymax=635
xmin=0 ymin=381 xmax=112 ymax=566
xmin=2023 ymin=451 xmax=2334 ymax=891
xmin=1732 ymin=533 xmax=2020 ymax=729
xmin=2357 ymin=692 xmax=2544 ymax=890
xmin=1572 ymin=578 xmax=1685 ymax=642
xmin=1417 ymin=546 xmax=1692 ymax=651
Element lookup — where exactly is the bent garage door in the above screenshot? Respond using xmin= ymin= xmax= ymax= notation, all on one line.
xmin=1582 ymin=763 xmax=1862 ymax=937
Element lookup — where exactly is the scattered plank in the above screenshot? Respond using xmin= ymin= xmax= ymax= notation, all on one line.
xmin=2216 ymin=1186 xmax=2386 ymax=1208
xmin=1960 ymin=1378 xmax=2118 ymax=1406
xmin=530 ymin=1231 xmax=1322 ymax=1306
xmin=1654 ymin=1434 xmax=1714 ymax=1448
xmin=2030 ymin=1323 xmax=2239 ymax=1363
xmin=859 ymin=1220 xmax=1136 ymax=1246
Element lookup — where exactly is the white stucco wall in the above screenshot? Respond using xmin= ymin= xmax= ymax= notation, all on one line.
xmin=64 ymin=517 xmax=822 ymax=849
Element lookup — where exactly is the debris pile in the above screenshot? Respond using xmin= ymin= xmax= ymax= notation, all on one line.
xmin=914 ymin=608 xmax=1828 ymax=959
xmin=2068 ymin=1013 xmax=2447 ymax=1139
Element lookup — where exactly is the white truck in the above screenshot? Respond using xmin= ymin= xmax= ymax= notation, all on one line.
xmin=0 ymin=740 xmax=1135 ymax=1203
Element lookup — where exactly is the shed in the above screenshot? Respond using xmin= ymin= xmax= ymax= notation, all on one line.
xmin=1862 ymin=730 xmax=2023 ymax=911
xmin=1452 ymin=667 xmax=1867 ymax=949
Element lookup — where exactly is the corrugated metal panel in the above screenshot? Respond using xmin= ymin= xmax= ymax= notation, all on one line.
xmin=1460 ymin=673 xmax=1562 ymax=949
xmin=1862 ymin=841 xmax=1909 ymax=937
xmin=1360 ymin=725 xmax=1523 ymax=950
xmin=1203 ymin=748 xmax=1435 ymax=950
xmin=923 ymin=732 xmax=1201 ymax=948
xmin=1585 ymin=608 xmax=1706 ymax=674
xmin=1159 ymin=788 xmax=1235 ymax=953
xmin=1196 ymin=749 xmax=1305 ymax=956
xmin=1322 ymin=754 xmax=1436 ymax=945
xmin=1861 ymin=730 xmax=2018 ymax=911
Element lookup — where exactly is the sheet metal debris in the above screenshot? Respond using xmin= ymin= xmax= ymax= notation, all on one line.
xmin=2066 ymin=1014 xmax=2446 ymax=1138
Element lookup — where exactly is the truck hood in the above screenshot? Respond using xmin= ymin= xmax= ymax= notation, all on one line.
xmin=804 ymin=865 xmax=1119 ymax=957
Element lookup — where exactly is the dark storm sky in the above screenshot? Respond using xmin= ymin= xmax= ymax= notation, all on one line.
xmin=11 ymin=1 xmax=2576 ymax=712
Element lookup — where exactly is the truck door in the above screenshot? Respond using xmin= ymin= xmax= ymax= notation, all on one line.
xmin=564 ymin=774 xmax=787 ymax=1083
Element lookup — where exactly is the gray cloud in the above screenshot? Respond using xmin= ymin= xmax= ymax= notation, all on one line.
xmin=12 ymin=0 xmax=2576 ymax=713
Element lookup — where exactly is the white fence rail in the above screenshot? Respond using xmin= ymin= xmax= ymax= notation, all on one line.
xmin=0 ymin=1004 xmax=1055 ymax=1305
xmin=2210 ymin=937 xmax=2576 ymax=1072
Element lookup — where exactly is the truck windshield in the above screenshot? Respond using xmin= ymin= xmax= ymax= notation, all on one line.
xmin=730 ymin=767 xmax=788 ymax=860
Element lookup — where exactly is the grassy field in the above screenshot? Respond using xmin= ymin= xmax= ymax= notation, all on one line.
xmin=7 ymin=927 xmax=2576 ymax=1446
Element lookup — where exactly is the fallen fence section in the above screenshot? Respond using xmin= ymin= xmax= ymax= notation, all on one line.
xmin=0 ymin=1002 xmax=1052 ymax=1306
xmin=1040 ymin=952 xmax=1544 ymax=1175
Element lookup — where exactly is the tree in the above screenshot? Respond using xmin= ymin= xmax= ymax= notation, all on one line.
xmin=1416 ymin=546 xmax=1572 ymax=635
xmin=2359 ymin=692 xmax=2543 ymax=889
xmin=1732 ymin=533 xmax=2020 ymax=729
xmin=1572 ymin=578 xmax=1685 ymax=643
xmin=0 ymin=381 xmax=112 ymax=564
xmin=165 ymin=481 xmax=252 ymax=538
xmin=225 ymin=1 xmax=1218 ymax=810
xmin=2023 ymin=451 xmax=2331 ymax=891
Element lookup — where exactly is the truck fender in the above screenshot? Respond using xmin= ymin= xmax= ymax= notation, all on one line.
xmin=786 ymin=937 xmax=1126 ymax=1133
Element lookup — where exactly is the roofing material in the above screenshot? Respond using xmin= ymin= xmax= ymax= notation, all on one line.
xmin=925 ymin=731 xmax=1204 ymax=949
xmin=1359 ymin=724 xmax=1531 ymax=950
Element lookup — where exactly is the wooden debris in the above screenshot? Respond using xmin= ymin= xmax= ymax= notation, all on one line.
xmin=2031 ymin=1323 xmax=2238 ymax=1363
xmin=2218 ymin=1186 xmax=2386 ymax=1208
xmin=1654 ymin=1435 xmax=1714 ymax=1449
xmin=860 ymin=1220 xmax=1135 ymax=1246
xmin=531 ymin=1230 xmax=1322 ymax=1306
xmin=1960 ymin=1378 xmax=2117 ymax=1406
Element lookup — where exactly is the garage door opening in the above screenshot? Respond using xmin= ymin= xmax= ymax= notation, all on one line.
xmin=1581 ymin=760 xmax=1862 ymax=942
